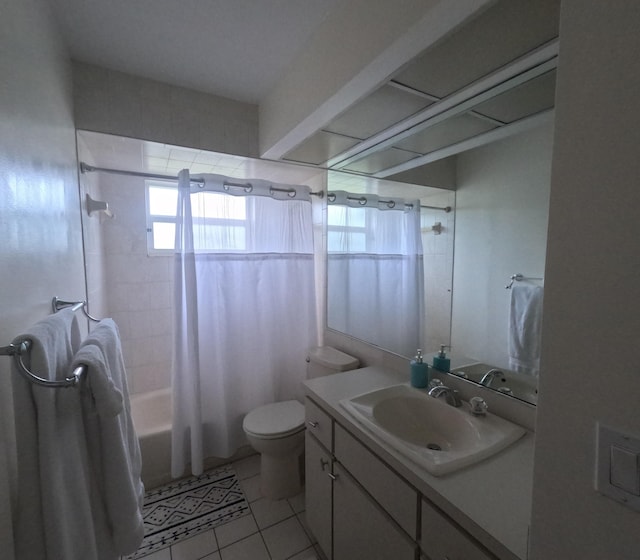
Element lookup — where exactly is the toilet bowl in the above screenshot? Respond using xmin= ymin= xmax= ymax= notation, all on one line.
xmin=243 ymin=400 xmax=306 ymax=499
xmin=242 ymin=346 xmax=359 ymax=500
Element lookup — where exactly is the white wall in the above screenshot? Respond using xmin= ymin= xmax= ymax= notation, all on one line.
xmin=73 ymin=61 xmax=259 ymax=158
xmin=0 ymin=0 xmax=86 ymax=556
xmin=451 ymin=121 xmax=553 ymax=368
xmin=530 ymin=2 xmax=640 ymax=558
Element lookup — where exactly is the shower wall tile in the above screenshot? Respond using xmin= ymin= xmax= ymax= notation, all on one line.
xmin=91 ymin=173 xmax=175 ymax=395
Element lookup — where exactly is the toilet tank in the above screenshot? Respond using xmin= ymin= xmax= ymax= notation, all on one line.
xmin=307 ymin=346 xmax=359 ymax=379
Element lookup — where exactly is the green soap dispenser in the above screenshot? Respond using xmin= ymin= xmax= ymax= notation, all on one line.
xmin=432 ymin=345 xmax=451 ymax=372
xmin=410 ymin=349 xmax=429 ymax=388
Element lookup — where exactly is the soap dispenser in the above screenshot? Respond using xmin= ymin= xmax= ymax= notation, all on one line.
xmin=410 ymin=349 xmax=429 ymax=388
xmin=432 ymin=345 xmax=451 ymax=372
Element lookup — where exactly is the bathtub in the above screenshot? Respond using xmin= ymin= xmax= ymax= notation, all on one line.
xmin=130 ymin=388 xmax=173 ymax=489
xmin=129 ymin=387 xmax=258 ymax=489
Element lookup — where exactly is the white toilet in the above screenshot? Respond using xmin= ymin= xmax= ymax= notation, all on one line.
xmin=242 ymin=346 xmax=359 ymax=499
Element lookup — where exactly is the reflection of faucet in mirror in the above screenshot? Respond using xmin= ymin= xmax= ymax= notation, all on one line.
xmin=479 ymin=368 xmax=506 ymax=388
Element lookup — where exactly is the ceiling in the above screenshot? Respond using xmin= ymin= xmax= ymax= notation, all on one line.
xmin=48 ymin=0 xmax=341 ymax=104
xmin=53 ymin=0 xmax=561 ymax=187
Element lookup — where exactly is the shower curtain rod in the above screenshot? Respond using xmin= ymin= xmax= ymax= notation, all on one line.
xmin=328 ymin=190 xmax=452 ymax=213
xmin=79 ymin=163 xmax=324 ymax=197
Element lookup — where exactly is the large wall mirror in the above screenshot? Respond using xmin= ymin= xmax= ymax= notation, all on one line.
xmin=326 ymin=120 xmax=552 ymax=406
xmin=324 ymin=0 xmax=558 ymax=406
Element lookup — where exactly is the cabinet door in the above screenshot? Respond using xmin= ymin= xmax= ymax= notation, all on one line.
xmin=333 ymin=463 xmax=416 ymax=560
xmin=334 ymin=424 xmax=417 ymax=537
xmin=421 ymin=499 xmax=497 ymax=560
xmin=305 ymin=432 xmax=333 ymax=558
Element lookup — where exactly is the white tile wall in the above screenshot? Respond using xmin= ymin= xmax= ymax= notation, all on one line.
xmin=97 ymin=173 xmax=175 ymax=394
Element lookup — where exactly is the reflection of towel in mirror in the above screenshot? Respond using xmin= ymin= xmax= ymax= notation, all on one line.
xmin=508 ymin=283 xmax=544 ymax=376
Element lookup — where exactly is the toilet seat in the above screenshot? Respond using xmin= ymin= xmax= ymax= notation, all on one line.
xmin=243 ymin=400 xmax=305 ymax=439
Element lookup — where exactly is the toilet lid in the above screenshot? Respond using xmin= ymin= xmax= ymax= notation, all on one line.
xmin=243 ymin=400 xmax=305 ymax=438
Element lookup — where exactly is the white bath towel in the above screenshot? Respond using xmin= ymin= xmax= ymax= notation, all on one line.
xmin=11 ymin=308 xmax=101 ymax=560
xmin=508 ymin=283 xmax=544 ymax=376
xmin=73 ymin=319 xmax=145 ymax=556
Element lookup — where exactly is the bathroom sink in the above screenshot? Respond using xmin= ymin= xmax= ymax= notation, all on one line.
xmin=340 ymin=384 xmax=526 ymax=476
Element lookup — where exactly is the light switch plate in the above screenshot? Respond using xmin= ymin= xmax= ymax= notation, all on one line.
xmin=596 ymin=423 xmax=640 ymax=512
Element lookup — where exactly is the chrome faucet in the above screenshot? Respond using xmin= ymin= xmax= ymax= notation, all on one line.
xmin=428 ymin=385 xmax=462 ymax=407
xmin=479 ymin=368 xmax=505 ymax=388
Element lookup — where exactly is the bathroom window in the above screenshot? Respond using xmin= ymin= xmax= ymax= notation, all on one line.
xmin=146 ymin=183 xmax=247 ymax=254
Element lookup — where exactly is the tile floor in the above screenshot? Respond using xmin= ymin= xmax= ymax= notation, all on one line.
xmin=137 ymin=454 xmax=322 ymax=560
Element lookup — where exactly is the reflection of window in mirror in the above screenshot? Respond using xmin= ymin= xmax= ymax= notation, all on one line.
xmin=326 ymin=200 xmax=424 ymax=358
xmin=327 ymin=205 xmax=367 ymax=252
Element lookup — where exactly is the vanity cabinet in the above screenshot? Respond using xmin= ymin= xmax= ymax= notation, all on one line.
xmin=305 ymin=397 xmax=416 ymax=560
xmin=420 ymin=499 xmax=496 ymax=560
xmin=305 ymin=396 xmax=503 ymax=560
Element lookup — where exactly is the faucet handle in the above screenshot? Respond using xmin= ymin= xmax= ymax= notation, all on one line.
xmin=469 ymin=396 xmax=488 ymax=416
xmin=428 ymin=378 xmax=443 ymax=390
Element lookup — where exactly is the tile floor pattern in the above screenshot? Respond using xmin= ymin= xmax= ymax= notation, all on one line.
xmin=133 ymin=454 xmax=322 ymax=560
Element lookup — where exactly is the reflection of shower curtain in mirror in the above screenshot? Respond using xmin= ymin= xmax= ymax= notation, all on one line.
xmin=172 ymin=170 xmax=318 ymax=478
xmin=327 ymin=203 xmax=424 ymax=358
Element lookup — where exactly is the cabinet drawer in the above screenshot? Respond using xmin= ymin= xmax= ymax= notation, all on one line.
xmin=305 ymin=397 xmax=333 ymax=450
xmin=421 ymin=499 xmax=496 ymax=560
xmin=334 ymin=423 xmax=417 ymax=538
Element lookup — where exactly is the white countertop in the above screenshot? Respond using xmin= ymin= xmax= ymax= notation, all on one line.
xmin=304 ymin=366 xmax=534 ymax=560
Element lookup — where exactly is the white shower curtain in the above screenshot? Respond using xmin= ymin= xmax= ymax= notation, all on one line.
xmin=327 ymin=193 xmax=424 ymax=358
xmin=172 ymin=170 xmax=317 ymax=477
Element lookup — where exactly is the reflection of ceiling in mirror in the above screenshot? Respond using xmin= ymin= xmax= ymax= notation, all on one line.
xmin=327 ymin=170 xmax=450 ymax=202
xmin=282 ymin=0 xmax=560 ymax=187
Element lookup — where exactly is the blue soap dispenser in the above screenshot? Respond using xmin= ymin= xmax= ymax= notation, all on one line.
xmin=432 ymin=345 xmax=451 ymax=372
xmin=410 ymin=349 xmax=429 ymax=388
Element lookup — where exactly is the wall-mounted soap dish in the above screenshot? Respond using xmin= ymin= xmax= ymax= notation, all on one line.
xmin=86 ymin=194 xmax=114 ymax=218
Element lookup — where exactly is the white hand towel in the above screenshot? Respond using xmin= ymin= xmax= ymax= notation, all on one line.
xmin=73 ymin=319 xmax=145 ymax=556
xmin=508 ymin=283 xmax=544 ymax=376
xmin=11 ymin=308 xmax=101 ymax=560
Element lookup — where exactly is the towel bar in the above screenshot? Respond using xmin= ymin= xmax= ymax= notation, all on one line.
xmin=505 ymin=273 xmax=544 ymax=289
xmin=0 ymin=296 xmax=103 ymax=388
xmin=0 ymin=340 xmax=84 ymax=388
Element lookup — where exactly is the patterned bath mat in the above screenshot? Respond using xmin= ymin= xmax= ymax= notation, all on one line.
xmin=127 ymin=464 xmax=250 ymax=559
